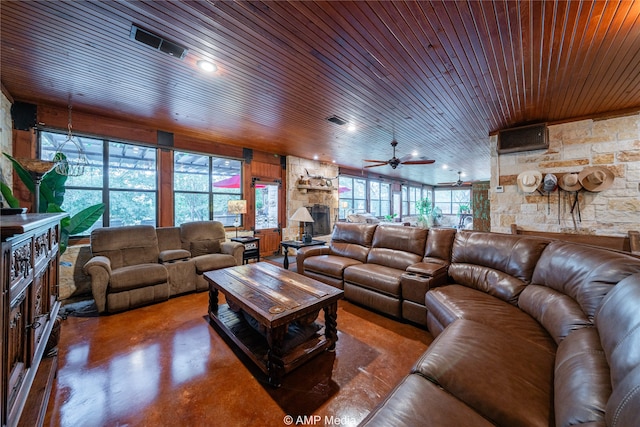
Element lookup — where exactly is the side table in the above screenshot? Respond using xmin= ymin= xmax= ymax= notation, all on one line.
xmin=280 ymin=239 xmax=326 ymax=269
xmin=231 ymin=236 xmax=260 ymax=264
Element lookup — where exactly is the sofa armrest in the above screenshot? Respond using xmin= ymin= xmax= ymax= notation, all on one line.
xmin=296 ymin=246 xmax=331 ymax=273
xmin=83 ymin=255 xmax=112 ymax=313
xmin=221 ymin=241 xmax=245 ymax=266
xmin=407 ymin=261 xmax=448 ymax=278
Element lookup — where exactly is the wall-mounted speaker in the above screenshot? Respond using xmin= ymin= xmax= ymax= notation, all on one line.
xmin=497 ymin=123 xmax=548 ymax=154
xmin=11 ymin=102 xmax=37 ymax=130
xmin=157 ymin=130 xmax=174 ymax=147
xmin=243 ymin=148 xmax=253 ymax=164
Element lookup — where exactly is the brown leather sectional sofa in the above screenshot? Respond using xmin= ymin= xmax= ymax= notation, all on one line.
xmin=296 ymin=223 xmax=640 ymax=426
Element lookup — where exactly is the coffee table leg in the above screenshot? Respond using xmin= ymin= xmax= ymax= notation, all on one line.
xmin=266 ymin=325 xmax=287 ymax=387
xmin=208 ymin=286 xmax=219 ymax=315
xmin=282 ymin=245 xmax=290 ymax=269
xmin=324 ymin=302 xmax=338 ymax=351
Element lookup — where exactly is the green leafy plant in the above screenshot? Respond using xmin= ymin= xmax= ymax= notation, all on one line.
xmin=458 ymin=204 xmax=470 ymax=214
xmin=3 ymin=152 xmax=105 ymax=254
xmin=383 ymin=213 xmax=398 ymax=222
xmin=416 ymin=197 xmax=433 ymax=227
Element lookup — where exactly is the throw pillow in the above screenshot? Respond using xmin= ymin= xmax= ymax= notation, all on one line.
xmin=190 ymin=239 xmax=221 ymax=257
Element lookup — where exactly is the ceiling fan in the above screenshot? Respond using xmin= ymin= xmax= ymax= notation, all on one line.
xmin=363 ymin=140 xmax=435 ymax=169
xmin=439 ymin=171 xmax=472 ymax=187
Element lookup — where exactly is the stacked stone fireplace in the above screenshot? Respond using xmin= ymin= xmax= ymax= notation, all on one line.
xmin=309 ymin=204 xmax=330 ymax=236
xmin=286 ymin=156 xmax=339 ymax=241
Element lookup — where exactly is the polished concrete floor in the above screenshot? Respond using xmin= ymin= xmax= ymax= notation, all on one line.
xmin=44 ymin=290 xmax=432 ymax=427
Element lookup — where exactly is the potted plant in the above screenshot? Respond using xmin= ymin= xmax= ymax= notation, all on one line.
xmin=3 ymin=152 xmax=105 ymax=254
xmin=416 ymin=197 xmax=433 ymax=228
xmin=383 ymin=213 xmax=398 ymax=222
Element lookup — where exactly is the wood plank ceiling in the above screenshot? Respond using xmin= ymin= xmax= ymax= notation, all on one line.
xmin=1 ymin=1 xmax=639 ymax=185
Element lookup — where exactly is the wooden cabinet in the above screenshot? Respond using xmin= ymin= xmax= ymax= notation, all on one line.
xmin=1 ymin=213 xmax=66 ymax=427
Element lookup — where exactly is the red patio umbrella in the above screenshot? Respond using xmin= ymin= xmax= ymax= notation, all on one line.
xmin=213 ymin=174 xmax=265 ymax=188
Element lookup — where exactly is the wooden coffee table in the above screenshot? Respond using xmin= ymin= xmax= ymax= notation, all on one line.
xmin=204 ymin=262 xmax=344 ymax=387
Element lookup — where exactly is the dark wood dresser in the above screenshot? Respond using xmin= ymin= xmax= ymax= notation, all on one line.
xmin=1 ymin=213 xmax=66 ymax=427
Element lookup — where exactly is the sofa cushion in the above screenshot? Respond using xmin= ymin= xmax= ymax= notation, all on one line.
xmin=180 ymin=221 xmax=226 ymax=249
xmin=304 ymin=255 xmax=363 ymax=279
xmin=452 ymin=230 xmax=549 ymax=283
xmin=109 ymin=263 xmax=168 ymax=291
xmin=344 ymin=264 xmax=404 ymax=297
xmin=159 ymin=249 xmax=191 ymax=263
xmin=447 ymin=263 xmax=527 ymax=305
xmin=360 ymin=374 xmax=495 ymax=427
xmin=90 ymin=225 xmax=160 ymax=269
xmin=192 ymin=253 xmax=237 ymax=274
xmin=518 ymin=284 xmax=592 ymax=345
xmin=413 ymin=319 xmax=555 ymax=427
xmin=595 ymin=273 xmax=640 ymax=388
xmin=190 ymin=239 xmax=221 ymax=257
xmin=371 ymin=225 xmax=427 ymax=256
xmin=554 ymin=327 xmax=610 ymax=427
xmin=425 ymin=284 xmax=556 ymax=351
xmin=328 ymin=223 xmax=377 ymax=262
xmin=367 ymin=248 xmax=423 ymax=271
xmin=532 ymin=241 xmax=640 ymax=322
xmin=424 ymin=227 xmax=457 ymax=261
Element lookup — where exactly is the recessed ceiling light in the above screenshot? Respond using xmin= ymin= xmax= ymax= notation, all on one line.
xmin=313 ymin=155 xmax=319 ymax=160
xmin=347 ymin=123 xmax=356 ymax=132
xmin=197 ymin=60 xmax=217 ymax=72
xmin=442 ymin=164 xmax=448 ymax=169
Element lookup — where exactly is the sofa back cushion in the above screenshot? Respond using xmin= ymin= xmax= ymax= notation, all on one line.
xmin=594 ymin=273 xmax=640 ymax=427
xmin=554 ymin=327 xmax=610 ymax=427
xmin=424 ymin=228 xmax=456 ymax=263
xmin=448 ymin=231 xmax=550 ymax=304
xmin=180 ymin=221 xmax=226 ymax=250
xmin=329 ymin=222 xmax=377 ymax=262
xmin=373 ymin=225 xmax=428 ymax=255
xmin=90 ymin=225 xmax=159 ymax=269
xmin=531 ymin=241 xmax=640 ymax=322
xmin=156 ymin=226 xmax=182 ymax=252
xmin=366 ymin=225 xmax=427 ymax=269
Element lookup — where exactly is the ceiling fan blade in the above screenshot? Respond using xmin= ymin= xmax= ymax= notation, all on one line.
xmin=400 ymin=159 xmax=436 ymax=165
xmin=438 ymin=181 xmax=456 ymax=185
xmin=364 ymin=163 xmax=388 ymax=168
xmin=363 ymin=159 xmax=388 ymax=163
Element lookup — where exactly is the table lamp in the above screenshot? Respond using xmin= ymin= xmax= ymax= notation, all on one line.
xmin=290 ymin=206 xmax=314 ymax=242
xmin=227 ymin=200 xmax=247 ymax=237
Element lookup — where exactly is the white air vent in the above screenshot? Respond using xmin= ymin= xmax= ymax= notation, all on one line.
xmin=497 ymin=123 xmax=548 ymax=154
xmin=130 ymin=24 xmax=188 ymax=60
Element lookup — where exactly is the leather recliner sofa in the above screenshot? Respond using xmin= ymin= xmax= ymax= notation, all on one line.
xmin=84 ymin=221 xmax=244 ymax=313
xmin=297 ymin=224 xmax=640 ymax=426
xmin=297 ymin=223 xmax=456 ymax=325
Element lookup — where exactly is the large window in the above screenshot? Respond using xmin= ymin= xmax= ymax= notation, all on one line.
xmin=369 ymin=180 xmax=390 ymax=217
xmin=40 ymin=130 xmax=158 ymax=231
xmin=174 ymin=152 xmax=242 ymax=226
xmin=401 ymin=185 xmax=429 ymax=217
xmin=434 ymin=188 xmax=471 ymax=215
xmin=338 ymin=176 xmax=367 ymax=219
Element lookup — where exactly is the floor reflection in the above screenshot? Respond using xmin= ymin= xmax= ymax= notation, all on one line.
xmin=47 ymin=292 xmax=431 ymax=426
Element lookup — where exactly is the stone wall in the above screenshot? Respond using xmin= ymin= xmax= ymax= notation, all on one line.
xmin=285 ymin=156 xmax=339 ymax=241
xmin=490 ymin=113 xmax=640 ymax=236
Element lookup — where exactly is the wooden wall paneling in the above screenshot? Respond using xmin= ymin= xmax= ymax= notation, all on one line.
xmin=37 ymin=104 xmax=158 ymax=146
xmin=158 ymin=149 xmax=173 ymax=227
